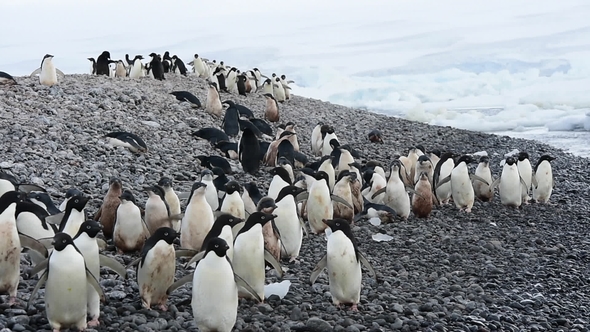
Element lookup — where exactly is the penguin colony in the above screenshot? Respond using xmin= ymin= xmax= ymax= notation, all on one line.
xmin=0 ymin=52 xmax=558 ymax=332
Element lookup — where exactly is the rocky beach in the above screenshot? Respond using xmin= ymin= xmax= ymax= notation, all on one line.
xmin=0 ymin=73 xmax=588 ymax=331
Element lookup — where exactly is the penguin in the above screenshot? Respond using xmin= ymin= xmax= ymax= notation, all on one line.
xmin=311 ymin=122 xmax=325 ymax=156
xmin=232 ymin=212 xmax=283 ymax=301
xmin=27 ymin=232 xmax=104 ymax=331
xmin=128 ymin=55 xmax=145 ymax=79
xmin=267 ymin=167 xmax=292 ymax=200
xmin=334 ymin=146 xmax=356 ymax=175
xmin=162 ymin=51 xmax=172 ymax=73
xmin=433 ymin=152 xmax=455 ymax=204
xmin=0 ymin=191 xmax=28 ymax=305
xmin=347 ymin=164 xmax=364 ymax=215
xmin=244 ymin=71 xmax=256 ymax=93
xmin=215 ymin=141 xmax=239 ymax=160
xmin=114 ymin=190 xmax=149 ymax=254
xmin=263 ymin=133 xmax=294 ymax=167
xmin=104 ymin=131 xmax=148 ymax=153
xmin=375 ymin=160 xmax=411 ymax=220
xmin=192 ymin=127 xmax=229 ymax=145
xmin=225 ymin=67 xmax=239 ymax=93
xmin=264 ymin=93 xmax=280 ymax=122
xmin=144 ymin=186 xmax=172 ymax=234
xmin=242 ymin=182 xmax=263 ymax=215
xmin=27 ymin=191 xmax=61 ymax=215
xmin=353 ymin=198 xmax=397 ymax=224
xmin=332 ymin=171 xmax=356 ymax=222
xmin=517 ymin=152 xmax=533 ymax=203
xmin=58 ymin=188 xmax=84 ymax=212
xmin=303 ymin=171 xmax=353 ymax=234
xmin=87 ymin=58 xmax=97 ymax=75
xmin=473 ymin=156 xmax=494 ymax=202
xmin=257 ymin=78 xmax=273 ymax=95
xmin=427 ymin=150 xmax=442 ymax=169
xmin=73 ymin=220 xmax=126 ymax=327
xmin=368 ymin=129 xmax=384 ymax=143
xmin=0 ymin=71 xmax=17 ymax=85
xmin=196 ymin=155 xmax=233 ymax=175
xmin=16 ymin=201 xmax=56 ymax=241
xmin=199 ymin=214 xmax=243 ymax=262
xmin=93 ymin=177 xmax=122 ymax=239
xmin=136 ymin=227 xmax=178 ymax=310
xmin=257 ymin=197 xmax=281 ymax=261
xmin=237 ymin=74 xmax=248 ymax=96
xmin=149 ymin=53 xmax=165 ymax=80
xmin=170 ymin=55 xmax=187 ymax=76
xmin=212 ymin=167 xmax=230 ymax=193
xmin=272 ymin=76 xmax=287 ymax=102
xmin=30 ymin=54 xmax=65 ymax=86
xmin=278 ymin=157 xmax=295 ymax=183
xmin=170 ymin=91 xmax=202 ymax=108
xmin=96 ymin=51 xmax=114 ymax=76
xmin=310 ymin=218 xmax=377 ymax=311
xmin=322 ymin=131 xmax=339 ymax=157
xmin=222 ymin=100 xmax=255 ymax=119
xmin=158 ymin=177 xmax=181 ymax=229
xmin=191 ymin=54 xmax=208 ymax=77
xmin=319 ymin=155 xmax=336 ymax=191
xmin=280 ymin=74 xmax=294 ymax=100
xmin=412 ymin=172 xmax=433 ymax=218
xmin=239 ymin=119 xmax=265 ymax=139
xmin=222 ymin=104 xmax=241 ymax=137
xmin=400 ymin=146 xmax=424 ymax=183
xmin=115 ymin=60 xmax=127 ymax=77
xmin=220 ymin=181 xmax=245 ymax=236
xmin=273 ymin=186 xmax=307 ymax=262
xmin=206 ymin=82 xmax=223 ymax=117
xmin=435 ymin=155 xmax=488 ymax=213
xmin=532 ymin=155 xmax=555 ymax=204
xmin=199 ymin=170 xmax=219 ymax=212
xmin=413 ymin=155 xmax=434 ymax=185
xmin=239 ymin=127 xmax=261 ymax=175
xmin=181 ymin=182 xmax=215 ymax=251
xmin=362 ymin=171 xmax=387 ymax=204
xmin=58 ymin=195 xmax=90 ymax=237
xmin=491 ymin=156 xmax=526 ymax=208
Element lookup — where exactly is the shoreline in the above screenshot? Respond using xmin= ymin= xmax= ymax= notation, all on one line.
xmin=1 ymin=73 xmax=588 ymax=331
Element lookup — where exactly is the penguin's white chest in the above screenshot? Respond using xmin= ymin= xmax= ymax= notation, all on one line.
xmin=45 ymin=246 xmax=88 ymax=327
xmin=138 ymin=241 xmax=175 ymax=306
xmin=450 ymin=165 xmax=474 ymax=207
xmin=16 ymin=212 xmax=55 ymax=240
xmin=274 ymin=197 xmax=302 ymax=258
xmin=0 ymin=205 xmax=20 ymax=294
xmin=181 ymin=196 xmax=214 ymax=250
xmin=221 ymin=193 xmax=245 ymax=219
xmin=192 ymin=254 xmax=238 ymax=332
xmin=307 ymin=180 xmax=333 ymax=233
xmin=232 ymin=225 xmax=265 ymax=299
xmin=326 ymin=231 xmax=361 ymax=305
xmin=114 ymin=202 xmax=146 ymax=249
xmin=40 ymin=61 xmax=58 ymax=86
xmin=62 ymin=209 xmax=85 ymax=238
xmin=499 ymin=166 xmax=522 ymax=207
xmin=386 ymin=176 xmax=410 ymax=218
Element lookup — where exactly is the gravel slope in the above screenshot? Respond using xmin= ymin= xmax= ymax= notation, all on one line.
xmin=0 ymin=73 xmax=589 ymax=332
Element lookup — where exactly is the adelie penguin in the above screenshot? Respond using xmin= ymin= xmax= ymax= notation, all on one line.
xmin=220 ymin=181 xmax=246 ymax=236
xmin=264 ymin=93 xmax=280 ymax=122
xmin=367 ymin=129 xmax=383 ymax=143
xmin=30 ymin=54 xmax=65 ymax=86
xmin=239 ymin=127 xmax=261 ymax=175
xmin=171 ymin=55 xmax=188 ymax=76
xmin=436 ymin=155 xmax=489 ymax=213
xmin=170 ymin=91 xmax=201 ymax=108
xmin=104 ymin=131 xmax=148 ymax=153
xmin=532 ymin=155 xmax=555 ymax=204
xmin=144 ymin=185 xmax=173 ymax=234
xmin=273 ymin=186 xmax=307 ymax=262
xmin=148 ymin=52 xmax=165 ymax=80
xmin=433 ymin=152 xmax=455 ymax=204
xmin=158 ymin=177 xmax=181 ymax=223
xmin=196 ymin=155 xmax=233 ymax=175
xmin=93 ymin=177 xmax=123 ymax=239
xmin=222 ymin=104 xmax=241 ymax=137
xmin=87 ymin=58 xmax=97 ymax=75
xmin=96 ymin=51 xmax=115 ymax=76
xmin=206 ymin=82 xmax=223 ymax=117
xmin=114 ymin=190 xmax=149 ymax=254
xmin=310 ymin=218 xmax=377 ymax=311
xmin=57 ymin=194 xmax=90 ymax=238
xmin=491 ymin=156 xmax=527 ymax=208
xmin=26 ymin=232 xmax=105 ymax=331
xmin=180 ymin=182 xmax=214 ymax=251
xmin=473 ymin=155 xmax=494 ymax=202
xmin=0 ymin=71 xmax=17 ymax=85
xmin=517 ymin=151 xmax=533 ymax=203
xmin=412 ymin=172 xmax=434 ymax=218
xmin=128 ymin=55 xmax=145 ymax=79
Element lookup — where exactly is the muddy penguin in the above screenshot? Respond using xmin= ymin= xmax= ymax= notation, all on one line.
xmin=206 ymin=82 xmax=223 ymax=116
xmin=144 ymin=186 xmax=171 ymax=234
xmin=257 ymin=197 xmax=281 ymax=262
xmin=264 ymin=93 xmax=280 ymax=122
xmin=412 ymin=172 xmax=433 ymax=218
xmin=93 ymin=177 xmax=122 ymax=239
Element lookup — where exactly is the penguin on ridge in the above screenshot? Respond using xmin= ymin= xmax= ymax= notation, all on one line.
xmin=532 ymin=155 xmax=556 ymax=204
xmin=148 ymin=53 xmax=165 ymax=80
xmin=87 ymin=58 xmax=97 ymax=75
xmin=263 ymin=93 xmax=280 ymax=122
xmin=96 ymin=51 xmax=114 ymax=76
xmin=272 ymin=76 xmax=287 ymax=102
xmin=30 ymin=54 xmax=65 ymax=86
xmin=115 ymin=60 xmax=127 ymax=77
xmin=26 ymin=232 xmax=104 ymax=331
xmin=206 ymin=82 xmax=223 ymax=117
xmin=280 ymin=74 xmax=294 ymax=100
xmin=310 ymin=218 xmax=377 ymax=311
xmin=128 ymin=55 xmax=145 ymax=79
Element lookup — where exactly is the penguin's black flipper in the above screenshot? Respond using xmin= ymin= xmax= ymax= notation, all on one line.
xmin=310 ymin=255 xmax=327 ymax=285
xmin=234 ymin=273 xmax=262 ymax=303
xmin=27 ymin=270 xmax=48 ymax=309
xmin=86 ymin=268 xmax=106 ymax=303
xmin=99 ymin=254 xmax=127 ymax=279
xmin=264 ymin=249 xmax=283 ymax=278
xmin=166 ymin=272 xmax=194 ymax=295
xmin=358 ymin=252 xmax=378 ymax=282
xmin=19 ymin=233 xmax=48 ymax=258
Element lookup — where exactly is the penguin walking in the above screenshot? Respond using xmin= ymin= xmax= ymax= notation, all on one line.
xmin=93 ymin=177 xmax=122 ymax=239
xmin=192 ymin=54 xmax=208 ymax=77
xmin=310 ymin=218 xmax=376 ymax=311
xmin=517 ymin=152 xmax=533 ymax=203
xmin=114 ymin=190 xmax=149 ymax=254
xmin=225 ymin=67 xmax=238 ymax=93
xmin=272 ymin=76 xmax=287 ymax=102
xmin=128 ymin=55 xmax=145 ymax=79
xmin=181 ymin=182 xmax=214 ymax=251
xmin=412 ymin=172 xmax=433 ymax=218
xmin=273 ymin=186 xmax=307 ymax=262
xmin=264 ymin=94 xmax=280 ymax=122
xmin=433 ymin=152 xmax=455 ymax=204
xmin=158 ymin=177 xmax=181 ymax=231
xmin=436 ymin=155 xmax=488 ymax=213
xmin=206 ymin=82 xmax=223 ymax=117
xmin=30 ymin=54 xmax=65 ymax=86
xmin=492 ymin=157 xmax=526 ymax=208
xmin=136 ymin=227 xmax=179 ymax=310
xmin=280 ymin=74 xmax=294 ymax=100
xmin=73 ymin=220 xmax=127 ymax=327
xmin=232 ymin=212 xmax=283 ymax=301
xmin=473 ymin=156 xmax=494 ymax=202
xmin=532 ymin=155 xmax=556 ymax=204
xmin=27 ymin=232 xmax=105 ymax=331
xmin=257 ymin=78 xmax=273 ymax=95
xmin=148 ymin=53 xmax=165 ymax=80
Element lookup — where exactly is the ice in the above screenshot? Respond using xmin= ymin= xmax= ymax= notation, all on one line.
xmin=264 ymin=280 xmax=292 ymax=299
xmin=372 ymin=234 xmax=393 ymax=242
xmin=368 ymin=217 xmax=382 ymax=226
xmin=472 ymin=151 xmax=488 ymax=157
xmin=1 ymin=0 xmax=589 ymax=156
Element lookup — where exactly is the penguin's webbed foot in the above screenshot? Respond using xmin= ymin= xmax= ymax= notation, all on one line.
xmin=88 ymin=318 xmax=100 ymax=327
xmin=8 ymin=296 xmax=18 ymax=306
xmin=350 ymin=304 xmax=359 ymax=311
xmin=289 ymin=257 xmax=300 ymax=264
xmin=158 ymin=304 xmax=168 ymax=311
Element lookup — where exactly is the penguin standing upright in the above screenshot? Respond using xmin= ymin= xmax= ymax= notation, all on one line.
xmin=206 ymin=82 xmax=223 ymax=116
xmin=332 ymin=171 xmax=356 ymax=222
xmin=128 ymin=55 xmax=145 ymax=79
xmin=264 ymin=94 xmax=280 ymax=122
xmin=158 ymin=177 xmax=181 ymax=231
xmin=181 ymin=182 xmax=214 ymax=251
xmin=532 ymin=155 xmax=556 ymax=204
xmin=114 ymin=190 xmax=149 ymax=253
xmin=412 ymin=172 xmax=433 ymax=218
xmin=149 ymin=53 xmax=165 ymax=80
xmin=380 ymin=160 xmax=411 ymax=220
xmin=200 ymin=170 xmax=219 ymax=211
xmin=59 ymin=195 xmax=90 ymax=238
xmin=433 ymin=152 xmax=455 ymax=204
xmin=172 ymin=55 xmax=188 ymax=76
xmin=273 ymin=186 xmax=306 ymax=262
xmin=0 ymin=191 xmax=26 ymax=305
xmin=310 ymin=218 xmax=376 ymax=311
xmin=96 ymin=51 xmax=114 ymax=76
xmin=517 ymin=152 xmax=533 ymax=203
xmin=115 ymin=60 xmax=127 ymax=77
xmin=87 ymin=58 xmax=97 ymax=75
xmin=305 ymin=171 xmax=352 ymax=234
xmin=493 ymin=157 xmax=525 ymax=208
xmin=93 ymin=177 xmax=122 ymax=239
xmin=28 ymin=232 xmax=105 ymax=331
xmin=220 ymin=181 xmax=246 ymax=237
xmin=239 ymin=127 xmax=261 ymax=175
xmin=473 ymin=156 xmax=494 ymax=202
xmin=30 ymin=54 xmax=64 ymax=86
xmin=272 ymin=76 xmax=287 ymax=102
xmin=232 ymin=212 xmax=283 ymax=301
xmin=436 ymin=155 xmax=487 ymax=213
xmin=136 ymin=227 xmax=178 ymax=310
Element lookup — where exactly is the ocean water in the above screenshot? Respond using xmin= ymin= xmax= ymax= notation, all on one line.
xmin=1 ymin=0 xmax=589 ymax=156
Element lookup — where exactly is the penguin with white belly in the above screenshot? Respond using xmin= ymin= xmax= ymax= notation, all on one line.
xmin=220 ymin=181 xmax=246 ymax=237
xmin=491 ymin=156 xmax=527 ymax=208
xmin=310 ymin=218 xmax=377 ymax=311
xmin=273 ymin=186 xmax=307 ymax=262
xmin=30 ymin=54 xmax=65 ymax=86
xmin=180 ymin=182 xmax=215 ymax=251
xmin=114 ymin=190 xmax=149 ymax=254
xmin=517 ymin=152 xmax=533 ymax=203
xmin=58 ymin=195 xmax=90 ymax=238
xmin=158 ymin=177 xmax=181 ymax=231
xmin=435 ymin=155 xmax=489 ymax=213
xmin=473 ymin=156 xmax=494 ymax=202
xmin=532 ymin=155 xmax=556 ymax=204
